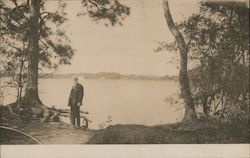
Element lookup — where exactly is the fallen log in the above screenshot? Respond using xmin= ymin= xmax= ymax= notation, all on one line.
xmin=41 ymin=105 xmax=51 ymax=123
xmin=59 ymin=113 xmax=92 ymax=123
xmin=48 ymin=107 xmax=89 ymax=114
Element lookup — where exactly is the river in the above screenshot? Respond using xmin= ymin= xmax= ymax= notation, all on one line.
xmin=2 ymin=78 xmax=184 ymax=129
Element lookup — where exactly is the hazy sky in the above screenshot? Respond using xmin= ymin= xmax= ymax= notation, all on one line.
xmin=47 ymin=0 xmax=200 ymax=76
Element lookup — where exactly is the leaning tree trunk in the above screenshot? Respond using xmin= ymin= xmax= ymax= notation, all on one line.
xmin=162 ymin=0 xmax=198 ymax=121
xmin=25 ymin=0 xmax=41 ymax=106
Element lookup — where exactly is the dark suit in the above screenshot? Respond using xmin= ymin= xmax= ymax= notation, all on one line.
xmin=68 ymin=83 xmax=84 ymax=126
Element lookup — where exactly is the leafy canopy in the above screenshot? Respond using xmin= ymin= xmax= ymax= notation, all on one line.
xmin=78 ymin=0 xmax=130 ymax=26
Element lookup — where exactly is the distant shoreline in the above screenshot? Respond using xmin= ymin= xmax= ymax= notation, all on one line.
xmin=39 ymin=72 xmax=179 ymax=81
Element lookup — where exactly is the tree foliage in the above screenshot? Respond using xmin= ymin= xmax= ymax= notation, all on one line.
xmin=186 ymin=2 xmax=249 ymax=122
xmin=0 ymin=0 xmax=130 ymax=101
xmin=158 ymin=1 xmax=249 ymax=123
xmin=0 ymin=0 xmax=75 ymax=109
xmin=0 ymin=0 xmax=74 ymax=70
xmin=78 ymin=0 xmax=130 ymax=26
xmin=0 ymin=0 xmax=130 ymax=122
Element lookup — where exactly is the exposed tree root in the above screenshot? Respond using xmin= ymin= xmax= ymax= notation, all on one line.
xmin=0 ymin=101 xmax=91 ymax=129
xmin=182 ymin=106 xmax=199 ymax=122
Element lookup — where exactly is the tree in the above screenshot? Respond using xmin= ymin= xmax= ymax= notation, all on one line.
xmin=159 ymin=1 xmax=249 ymax=124
xmin=162 ymin=0 xmax=198 ymax=121
xmin=0 ymin=0 xmax=130 ymax=122
xmin=180 ymin=1 xmax=249 ymax=124
xmin=1 ymin=0 xmax=74 ymax=120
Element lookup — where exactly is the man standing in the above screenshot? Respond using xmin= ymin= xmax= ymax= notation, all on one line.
xmin=68 ymin=77 xmax=84 ymax=127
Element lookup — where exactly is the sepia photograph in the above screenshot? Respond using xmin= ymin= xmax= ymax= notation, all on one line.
xmin=0 ymin=0 xmax=249 ymax=156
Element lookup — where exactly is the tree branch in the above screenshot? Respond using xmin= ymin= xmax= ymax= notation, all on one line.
xmin=87 ymin=0 xmax=102 ymax=11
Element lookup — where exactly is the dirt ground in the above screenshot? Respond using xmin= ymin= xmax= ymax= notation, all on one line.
xmin=0 ymin=121 xmax=93 ymax=144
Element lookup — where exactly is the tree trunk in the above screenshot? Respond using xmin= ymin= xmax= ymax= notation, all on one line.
xmin=24 ymin=0 xmax=42 ymax=106
xmin=162 ymin=0 xmax=198 ymax=121
xmin=22 ymin=0 xmax=51 ymax=122
xmin=202 ymin=94 xmax=208 ymax=117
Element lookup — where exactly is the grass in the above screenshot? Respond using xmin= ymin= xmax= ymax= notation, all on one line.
xmin=87 ymin=121 xmax=249 ymax=144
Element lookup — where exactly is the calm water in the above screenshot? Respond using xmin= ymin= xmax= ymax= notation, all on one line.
xmin=2 ymin=78 xmax=184 ymax=129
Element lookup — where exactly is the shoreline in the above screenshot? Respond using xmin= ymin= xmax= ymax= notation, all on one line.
xmin=1 ymin=119 xmax=249 ymax=144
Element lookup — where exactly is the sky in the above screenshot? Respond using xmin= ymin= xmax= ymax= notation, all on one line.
xmin=46 ymin=0 xmax=200 ymax=76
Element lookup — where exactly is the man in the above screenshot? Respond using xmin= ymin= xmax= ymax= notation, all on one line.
xmin=68 ymin=77 xmax=84 ymax=127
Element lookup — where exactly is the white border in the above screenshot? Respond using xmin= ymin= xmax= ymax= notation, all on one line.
xmin=1 ymin=144 xmax=250 ymax=158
